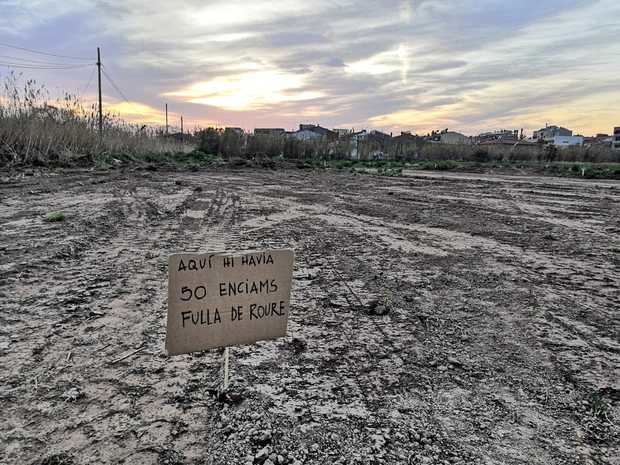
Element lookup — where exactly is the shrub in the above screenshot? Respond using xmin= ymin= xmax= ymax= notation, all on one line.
xmin=418 ymin=160 xmax=458 ymax=170
xmin=472 ymin=149 xmax=490 ymax=163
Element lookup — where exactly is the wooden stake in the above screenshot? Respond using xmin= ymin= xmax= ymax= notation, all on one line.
xmin=223 ymin=347 xmax=230 ymax=390
xmin=110 ymin=345 xmax=145 ymax=364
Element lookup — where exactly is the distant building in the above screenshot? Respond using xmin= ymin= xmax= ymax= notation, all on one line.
xmin=479 ymin=139 xmax=533 ymax=146
xmin=224 ymin=127 xmax=244 ymax=135
xmin=614 ymin=127 xmax=620 ymax=151
xmin=392 ymin=131 xmax=417 ymax=144
xmin=440 ymin=131 xmax=471 ymax=145
xmin=291 ymin=129 xmax=323 ymax=141
xmin=350 ymin=130 xmax=368 ymax=141
xmin=254 ymin=128 xmax=285 ymax=136
xmin=533 ymin=125 xmax=572 ymax=142
xmin=583 ymin=134 xmax=612 ymax=147
xmin=552 ymin=135 xmax=583 ymax=148
xmin=392 ymin=131 xmax=419 ymax=158
xmin=333 ymin=128 xmax=352 ymax=137
xmin=346 ymin=130 xmax=392 ymax=160
xmin=362 ymin=130 xmax=392 ymax=160
xmin=348 ymin=130 xmax=368 ymax=160
xmin=290 ymin=124 xmax=337 ymax=141
xmin=368 ymin=129 xmax=392 ymax=142
xmin=478 ymin=129 xmax=518 ymax=143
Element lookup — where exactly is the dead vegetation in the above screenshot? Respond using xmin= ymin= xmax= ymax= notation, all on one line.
xmin=0 ymin=72 xmax=189 ymax=167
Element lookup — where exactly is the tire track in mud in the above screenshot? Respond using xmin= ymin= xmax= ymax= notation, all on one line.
xmin=174 ymin=176 xmax=408 ymax=461
xmin=0 ymin=174 xmax=248 ymax=465
xmin=221 ymin=181 xmax=478 ymax=463
xmin=112 ymin=177 xmax=245 ymax=464
xmin=231 ymin=171 xmax=618 ymax=464
xmin=2 ymin=169 xmax=618 ymax=465
xmin=85 ymin=178 xmax=243 ymax=464
xmin=1 ymin=184 xmax=157 ymax=462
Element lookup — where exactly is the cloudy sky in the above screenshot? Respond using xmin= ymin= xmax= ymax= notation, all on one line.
xmin=1 ymin=0 xmax=619 ymax=135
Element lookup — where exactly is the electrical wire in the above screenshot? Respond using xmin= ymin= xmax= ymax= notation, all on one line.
xmin=82 ymin=65 xmax=96 ymax=94
xmin=0 ymin=43 xmax=136 ymax=114
xmin=101 ymin=66 xmax=130 ymax=102
xmin=0 ymin=54 xmax=92 ymax=67
xmin=0 ymin=42 xmax=91 ymax=61
xmin=0 ymin=62 xmax=94 ymax=70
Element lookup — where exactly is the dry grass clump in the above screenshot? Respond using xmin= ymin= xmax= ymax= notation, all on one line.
xmin=0 ymin=72 xmax=188 ymax=167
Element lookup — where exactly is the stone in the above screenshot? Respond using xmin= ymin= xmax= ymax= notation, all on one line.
xmin=255 ymin=446 xmax=270 ymax=463
xmin=371 ymin=434 xmax=387 ymax=448
xmin=258 ymin=430 xmax=272 ymax=444
xmin=374 ymin=304 xmax=389 ymax=316
xmin=290 ymin=338 xmax=307 ymax=354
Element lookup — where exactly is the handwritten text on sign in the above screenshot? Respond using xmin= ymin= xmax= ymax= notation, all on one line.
xmin=166 ymin=250 xmax=294 ymax=355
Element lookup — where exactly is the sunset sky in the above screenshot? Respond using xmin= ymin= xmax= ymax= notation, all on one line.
xmin=1 ymin=0 xmax=619 ymax=136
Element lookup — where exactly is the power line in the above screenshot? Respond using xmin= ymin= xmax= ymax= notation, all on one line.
xmin=82 ymin=65 xmax=96 ymax=94
xmin=0 ymin=54 xmax=92 ymax=67
xmin=101 ymin=66 xmax=130 ymax=103
xmin=0 ymin=62 xmax=94 ymax=70
xmin=0 ymin=42 xmax=91 ymax=61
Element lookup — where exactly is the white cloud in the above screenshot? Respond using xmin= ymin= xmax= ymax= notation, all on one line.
xmin=0 ymin=0 xmax=89 ymax=33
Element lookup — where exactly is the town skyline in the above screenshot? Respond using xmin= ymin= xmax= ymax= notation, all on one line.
xmin=1 ymin=0 xmax=619 ymax=136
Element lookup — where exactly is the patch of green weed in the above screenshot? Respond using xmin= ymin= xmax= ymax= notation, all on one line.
xmin=45 ymin=211 xmax=65 ymax=222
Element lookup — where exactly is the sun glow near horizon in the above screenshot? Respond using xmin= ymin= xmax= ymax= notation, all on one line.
xmin=164 ymin=70 xmax=323 ymax=112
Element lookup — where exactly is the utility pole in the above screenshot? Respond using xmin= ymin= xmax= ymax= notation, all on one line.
xmin=97 ymin=47 xmax=103 ymax=138
xmin=180 ymin=116 xmax=183 ymax=135
xmin=165 ymin=103 xmax=168 ymax=135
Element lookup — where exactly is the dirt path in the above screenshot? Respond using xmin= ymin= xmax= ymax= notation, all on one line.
xmin=1 ymin=169 xmax=618 ymax=465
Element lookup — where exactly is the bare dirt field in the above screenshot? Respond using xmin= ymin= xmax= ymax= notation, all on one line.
xmin=1 ymin=168 xmax=618 ymax=465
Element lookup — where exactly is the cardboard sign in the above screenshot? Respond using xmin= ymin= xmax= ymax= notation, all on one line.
xmin=166 ymin=249 xmax=294 ymax=355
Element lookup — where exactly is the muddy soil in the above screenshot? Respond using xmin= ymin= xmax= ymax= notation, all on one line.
xmin=1 ymin=169 xmax=618 ymax=465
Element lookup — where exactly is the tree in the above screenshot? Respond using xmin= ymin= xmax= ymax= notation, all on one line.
xmin=198 ymin=127 xmax=222 ymax=156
